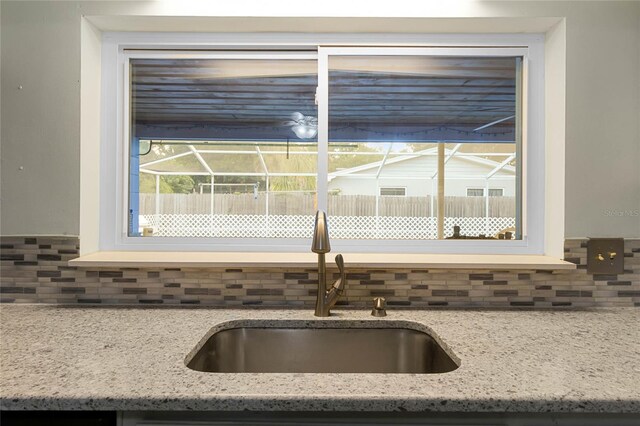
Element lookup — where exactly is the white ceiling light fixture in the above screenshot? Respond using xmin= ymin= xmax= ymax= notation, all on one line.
xmin=286 ymin=112 xmax=318 ymax=139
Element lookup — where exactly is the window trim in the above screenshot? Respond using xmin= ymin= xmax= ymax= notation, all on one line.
xmin=99 ymin=32 xmax=546 ymax=255
xmin=466 ymin=188 xmax=506 ymax=197
xmin=380 ymin=187 xmax=407 ymax=197
xmin=466 ymin=188 xmax=485 ymax=197
xmin=121 ymin=50 xmax=318 ymax=239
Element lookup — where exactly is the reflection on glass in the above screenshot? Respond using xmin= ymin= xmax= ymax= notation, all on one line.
xmin=327 ymin=55 xmax=521 ymax=240
xmin=128 ymin=58 xmax=318 ymax=238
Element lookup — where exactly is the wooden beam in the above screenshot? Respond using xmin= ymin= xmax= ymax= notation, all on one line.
xmin=134 ymin=122 xmax=516 ymax=143
xmin=133 ymin=91 xmax=516 ymax=102
xmin=133 ymin=68 xmax=514 ymax=80
xmin=132 ymin=100 xmax=512 ymax=109
xmin=133 ymin=108 xmax=514 ymax=118
xmin=132 ymin=97 xmax=515 ymax=107
xmin=132 ymin=83 xmax=514 ymax=96
xmin=132 ymin=76 xmax=515 ymax=88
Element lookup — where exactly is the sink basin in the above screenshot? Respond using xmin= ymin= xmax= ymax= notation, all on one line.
xmin=186 ymin=321 xmax=458 ymax=374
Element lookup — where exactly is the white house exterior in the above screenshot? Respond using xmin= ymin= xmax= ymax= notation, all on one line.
xmin=328 ymin=147 xmax=516 ymax=197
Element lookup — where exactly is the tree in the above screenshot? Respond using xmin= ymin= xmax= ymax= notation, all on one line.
xmin=328 ymin=143 xmax=382 ymax=173
xmin=163 ymin=175 xmax=195 ymax=194
xmin=139 ymin=174 xmax=195 ymax=194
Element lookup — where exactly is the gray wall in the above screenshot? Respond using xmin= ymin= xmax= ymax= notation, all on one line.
xmin=1 ymin=2 xmax=81 ymax=235
xmin=1 ymin=1 xmax=639 ymax=238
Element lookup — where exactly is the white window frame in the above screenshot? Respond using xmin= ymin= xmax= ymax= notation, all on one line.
xmin=380 ymin=187 xmax=407 ymax=197
xmin=100 ymin=32 xmax=545 ymax=255
xmin=465 ymin=188 xmax=506 ymax=197
xmin=467 ymin=188 xmax=485 ymax=197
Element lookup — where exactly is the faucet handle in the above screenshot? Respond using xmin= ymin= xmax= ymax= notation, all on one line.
xmin=331 ymin=254 xmax=346 ymax=296
xmin=371 ymin=297 xmax=387 ymax=317
xmin=335 ymin=254 xmax=344 ymax=274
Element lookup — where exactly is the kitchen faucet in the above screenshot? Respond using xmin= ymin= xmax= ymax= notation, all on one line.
xmin=311 ymin=210 xmax=346 ymax=317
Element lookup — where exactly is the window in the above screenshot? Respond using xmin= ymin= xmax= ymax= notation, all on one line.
xmin=325 ymin=51 xmax=522 ymax=241
xmin=127 ymin=49 xmax=522 ymax=241
xmin=380 ymin=187 xmax=406 ymax=197
xmin=103 ymin=34 xmax=546 ymax=254
xmin=466 ymin=188 xmax=504 ymax=197
xmin=127 ymin=54 xmax=318 ymax=239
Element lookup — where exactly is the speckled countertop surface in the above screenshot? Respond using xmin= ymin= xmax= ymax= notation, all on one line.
xmin=1 ymin=305 xmax=639 ymax=412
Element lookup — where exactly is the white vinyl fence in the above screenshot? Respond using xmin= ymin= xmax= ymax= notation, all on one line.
xmin=140 ymin=193 xmax=516 ymax=218
xmin=141 ymin=214 xmax=515 ymax=239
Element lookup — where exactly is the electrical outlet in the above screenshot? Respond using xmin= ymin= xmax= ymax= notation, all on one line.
xmin=587 ymin=238 xmax=624 ymax=274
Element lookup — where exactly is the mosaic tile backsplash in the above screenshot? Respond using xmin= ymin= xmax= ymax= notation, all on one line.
xmin=1 ymin=237 xmax=638 ymax=307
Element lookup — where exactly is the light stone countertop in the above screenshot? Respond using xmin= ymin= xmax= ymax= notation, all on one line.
xmin=0 ymin=305 xmax=639 ymax=413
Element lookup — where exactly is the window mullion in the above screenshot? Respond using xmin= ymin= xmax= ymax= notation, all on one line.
xmin=515 ymin=56 xmax=524 ymax=240
xmin=316 ymin=49 xmax=329 ymax=212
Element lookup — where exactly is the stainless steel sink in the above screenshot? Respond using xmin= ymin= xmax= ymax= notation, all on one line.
xmin=186 ymin=322 xmax=458 ymax=374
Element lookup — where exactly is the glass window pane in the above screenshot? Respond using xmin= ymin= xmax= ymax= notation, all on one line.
xmin=445 ymin=142 xmax=517 ymax=239
xmin=327 ymin=55 xmax=521 ymax=240
xmin=128 ymin=57 xmax=318 ymax=238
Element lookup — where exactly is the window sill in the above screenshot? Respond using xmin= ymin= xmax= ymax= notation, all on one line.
xmin=69 ymin=251 xmax=576 ymax=270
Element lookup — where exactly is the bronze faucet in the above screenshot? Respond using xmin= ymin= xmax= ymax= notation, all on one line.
xmin=311 ymin=210 xmax=346 ymax=317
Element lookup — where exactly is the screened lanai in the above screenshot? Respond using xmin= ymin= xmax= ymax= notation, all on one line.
xmin=136 ymin=141 xmax=517 ymax=239
xmin=128 ymin=52 xmax=521 ymax=240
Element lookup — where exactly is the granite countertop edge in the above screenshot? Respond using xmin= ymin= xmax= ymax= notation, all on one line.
xmin=2 ymin=396 xmax=639 ymax=413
